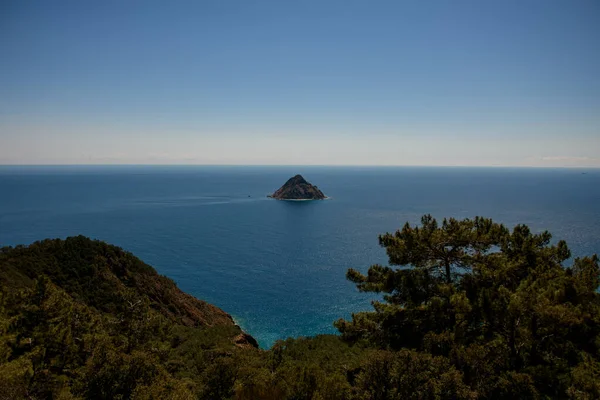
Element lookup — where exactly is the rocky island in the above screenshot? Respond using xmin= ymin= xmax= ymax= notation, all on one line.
xmin=269 ymin=174 xmax=327 ymax=200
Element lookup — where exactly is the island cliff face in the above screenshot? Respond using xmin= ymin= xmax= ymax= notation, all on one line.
xmin=269 ymin=174 xmax=327 ymax=200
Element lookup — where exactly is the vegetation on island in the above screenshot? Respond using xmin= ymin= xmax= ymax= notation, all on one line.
xmin=1 ymin=215 xmax=599 ymax=399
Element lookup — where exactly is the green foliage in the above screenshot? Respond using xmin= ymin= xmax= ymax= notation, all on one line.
xmin=2 ymin=221 xmax=599 ymax=399
xmin=337 ymin=214 xmax=600 ymax=399
xmin=0 ymin=237 xmax=247 ymax=399
xmin=233 ymin=335 xmax=369 ymax=400
xmin=0 ymin=236 xmax=234 ymax=328
xmin=351 ymin=349 xmax=476 ymax=400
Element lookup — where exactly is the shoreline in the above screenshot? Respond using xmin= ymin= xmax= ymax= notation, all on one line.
xmin=267 ymin=196 xmax=330 ymax=201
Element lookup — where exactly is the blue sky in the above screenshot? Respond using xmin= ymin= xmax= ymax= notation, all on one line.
xmin=1 ymin=0 xmax=599 ymax=166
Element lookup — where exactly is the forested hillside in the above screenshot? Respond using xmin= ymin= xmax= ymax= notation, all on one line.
xmin=0 ymin=237 xmax=255 ymax=399
xmin=1 ymin=216 xmax=599 ymax=399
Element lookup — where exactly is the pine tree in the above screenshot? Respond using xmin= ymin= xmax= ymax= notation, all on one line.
xmin=336 ymin=215 xmax=600 ymax=398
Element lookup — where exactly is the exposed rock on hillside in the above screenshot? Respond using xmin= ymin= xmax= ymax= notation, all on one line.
xmin=269 ymin=174 xmax=327 ymax=200
xmin=0 ymin=236 xmax=257 ymax=347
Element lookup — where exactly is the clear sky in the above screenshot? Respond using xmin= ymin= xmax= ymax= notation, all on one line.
xmin=1 ymin=0 xmax=599 ymax=166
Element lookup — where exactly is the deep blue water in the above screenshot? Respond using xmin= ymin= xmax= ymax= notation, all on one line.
xmin=1 ymin=166 xmax=599 ymax=348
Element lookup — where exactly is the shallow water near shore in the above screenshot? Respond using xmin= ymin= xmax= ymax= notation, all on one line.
xmin=1 ymin=165 xmax=599 ymax=348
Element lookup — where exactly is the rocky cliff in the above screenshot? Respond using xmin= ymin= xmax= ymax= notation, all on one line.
xmin=269 ymin=174 xmax=327 ymax=200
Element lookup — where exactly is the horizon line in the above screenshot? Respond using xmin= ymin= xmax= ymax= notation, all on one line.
xmin=0 ymin=164 xmax=599 ymax=169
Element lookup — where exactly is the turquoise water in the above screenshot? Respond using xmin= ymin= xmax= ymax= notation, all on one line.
xmin=1 ymin=166 xmax=599 ymax=348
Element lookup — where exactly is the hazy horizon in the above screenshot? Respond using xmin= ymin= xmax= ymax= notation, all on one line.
xmin=1 ymin=1 xmax=599 ymax=167
xmin=1 ymin=164 xmax=599 ymax=170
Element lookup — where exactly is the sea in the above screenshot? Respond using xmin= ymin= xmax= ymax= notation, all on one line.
xmin=1 ymin=165 xmax=599 ymax=348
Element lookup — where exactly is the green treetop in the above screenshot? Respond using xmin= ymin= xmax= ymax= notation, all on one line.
xmin=336 ymin=215 xmax=600 ymax=398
